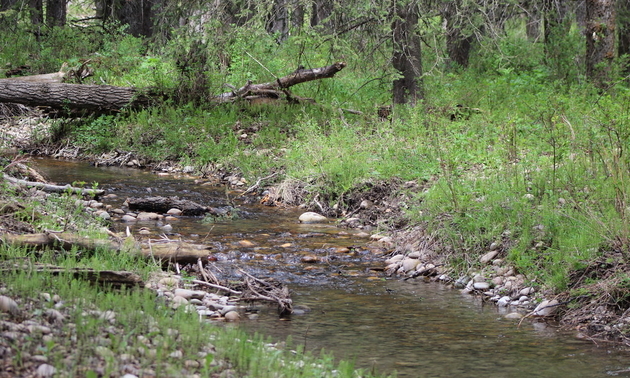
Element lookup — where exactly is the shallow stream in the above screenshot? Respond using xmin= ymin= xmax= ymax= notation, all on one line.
xmin=32 ymin=158 xmax=630 ymax=377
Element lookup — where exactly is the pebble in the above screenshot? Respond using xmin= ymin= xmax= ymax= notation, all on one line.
xmin=167 ymin=208 xmax=183 ymax=215
xmin=136 ymin=212 xmax=162 ymax=221
xmin=479 ymin=251 xmax=499 ymax=264
xmin=0 ymin=295 xmax=19 ymax=315
xmin=174 ymin=289 xmax=205 ymax=300
xmin=121 ymin=214 xmax=137 ymax=222
xmin=36 ymin=364 xmax=56 ymax=378
xmin=520 ymin=287 xmax=535 ymax=296
xmin=473 ymin=282 xmax=490 ymax=290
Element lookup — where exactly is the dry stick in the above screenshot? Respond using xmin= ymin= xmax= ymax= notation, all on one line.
xmin=241 ymin=172 xmax=278 ymax=196
xmin=197 ymin=258 xmax=212 ymax=283
xmin=192 ymin=279 xmax=242 ymax=295
xmin=246 ymin=52 xmax=278 ymax=80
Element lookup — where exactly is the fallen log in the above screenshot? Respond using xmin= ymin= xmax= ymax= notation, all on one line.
xmin=0 ymin=62 xmax=346 ymax=113
xmin=126 ymin=196 xmax=209 ymax=216
xmin=1 ymin=232 xmax=213 ymax=264
xmin=0 ymin=263 xmax=144 ymax=288
xmin=3 ymin=174 xmax=105 ymax=197
xmin=0 ymin=81 xmax=153 ymax=113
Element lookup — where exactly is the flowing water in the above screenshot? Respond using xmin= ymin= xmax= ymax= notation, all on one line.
xmin=32 ymin=157 xmax=630 ymax=377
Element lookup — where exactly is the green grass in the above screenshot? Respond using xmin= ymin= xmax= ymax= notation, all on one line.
xmin=2 ymin=10 xmax=630 ymax=295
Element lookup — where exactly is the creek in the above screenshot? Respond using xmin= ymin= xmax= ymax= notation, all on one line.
xmin=32 ymin=157 xmax=630 ymax=378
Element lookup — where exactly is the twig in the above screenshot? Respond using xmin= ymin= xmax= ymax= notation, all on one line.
xmin=192 ymin=279 xmax=242 ymax=295
xmin=246 ymin=52 xmax=278 ymax=79
xmin=241 ymin=172 xmax=278 ymax=196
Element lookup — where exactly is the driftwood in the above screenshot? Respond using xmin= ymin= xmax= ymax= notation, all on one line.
xmin=189 ymin=261 xmax=293 ymax=314
xmin=1 ymin=263 xmax=144 ymax=288
xmin=3 ymin=174 xmax=105 ymax=197
xmin=1 ymin=232 xmax=213 ymax=263
xmin=216 ymin=61 xmax=347 ymax=103
xmin=0 ymin=62 xmax=347 ymax=114
xmin=126 ymin=196 xmax=209 ymax=216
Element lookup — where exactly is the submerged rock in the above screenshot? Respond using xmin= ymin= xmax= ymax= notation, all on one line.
xmin=298 ymin=212 xmax=327 ymax=223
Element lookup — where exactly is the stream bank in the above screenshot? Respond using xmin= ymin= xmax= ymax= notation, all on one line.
xmin=3 ymin=115 xmax=630 ymax=351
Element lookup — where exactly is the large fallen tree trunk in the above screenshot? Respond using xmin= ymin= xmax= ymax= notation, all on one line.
xmin=0 ymin=62 xmax=346 ymax=114
xmin=1 ymin=232 xmax=213 ymax=263
xmin=0 ymin=81 xmax=153 ymax=112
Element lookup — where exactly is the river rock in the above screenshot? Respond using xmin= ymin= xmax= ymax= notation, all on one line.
xmin=473 ymin=282 xmax=490 ymax=290
xmin=136 ymin=212 xmax=162 ymax=221
xmin=298 ymin=212 xmax=327 ymax=223
xmin=237 ymin=240 xmax=255 ymax=247
xmin=167 ymin=208 xmax=182 ymax=216
xmin=121 ymin=214 xmax=137 ymax=222
xmin=479 ymin=251 xmax=499 ymax=264
xmin=301 ymin=255 xmax=319 ymax=263
xmin=36 ymin=364 xmax=56 ymax=378
xmin=171 ymin=296 xmax=188 ymax=309
xmin=224 ymin=311 xmax=240 ymax=321
xmin=95 ymin=210 xmax=111 ymax=220
xmin=402 ymin=258 xmax=420 ymax=272
xmin=385 ymin=255 xmax=404 ymax=265
xmin=454 ymin=276 xmax=470 ymax=289
xmin=0 ymin=295 xmax=19 ymax=315
xmin=497 ymin=296 xmax=511 ymax=307
xmin=174 ymin=289 xmax=205 ymax=300
xmin=520 ymin=287 xmax=535 ymax=296
xmin=504 ymin=312 xmax=523 ymax=319
xmin=532 ymin=299 xmax=560 ymax=317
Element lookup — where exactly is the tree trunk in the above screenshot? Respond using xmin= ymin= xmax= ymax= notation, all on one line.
xmin=266 ymin=0 xmax=289 ymax=42
xmin=618 ymin=0 xmax=630 ymax=77
xmin=524 ymin=0 xmax=542 ymax=41
xmin=0 ymin=80 xmax=152 ymax=112
xmin=442 ymin=1 xmax=474 ymax=69
xmin=311 ymin=0 xmax=334 ymax=28
xmin=96 ymin=0 xmax=153 ymax=37
xmin=0 ymin=62 xmax=346 ymax=114
xmin=45 ymin=0 xmax=66 ymax=27
xmin=392 ymin=0 xmax=423 ymax=106
xmin=586 ymin=0 xmax=616 ymax=88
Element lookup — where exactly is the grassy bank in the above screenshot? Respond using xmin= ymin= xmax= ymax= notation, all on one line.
xmin=0 ymin=183 xmax=380 ymax=377
xmin=2 ymin=19 xmax=630 ymax=343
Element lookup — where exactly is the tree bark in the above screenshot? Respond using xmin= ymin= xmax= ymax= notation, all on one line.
xmin=266 ymin=0 xmax=289 ymax=42
xmin=0 ymin=80 xmax=153 ymax=112
xmin=392 ymin=0 xmax=423 ymax=106
xmin=442 ymin=1 xmax=474 ymax=69
xmin=0 ymin=62 xmax=346 ymax=114
xmin=618 ymin=0 xmax=630 ymax=77
xmin=586 ymin=0 xmax=616 ymax=88
xmin=45 ymin=0 xmax=66 ymax=26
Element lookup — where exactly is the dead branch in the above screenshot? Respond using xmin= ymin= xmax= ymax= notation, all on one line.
xmin=3 ymin=173 xmax=104 ymax=197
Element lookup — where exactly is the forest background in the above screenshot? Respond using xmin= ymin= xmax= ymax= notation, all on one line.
xmin=1 ymin=0 xmax=630 ymax=348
